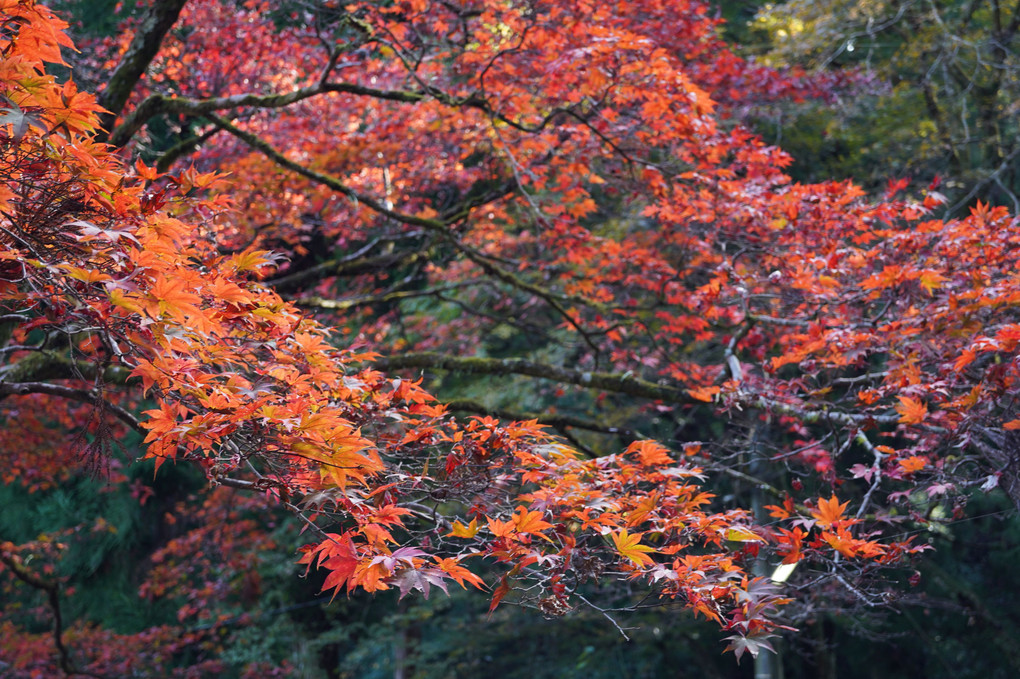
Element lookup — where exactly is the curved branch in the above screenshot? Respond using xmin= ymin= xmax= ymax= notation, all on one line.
xmin=295 ymin=283 xmax=474 ymax=311
xmin=0 ymin=549 xmax=106 ymax=679
xmin=444 ymin=398 xmax=636 ymax=438
xmin=96 ymin=0 xmax=189 ymax=142
xmin=207 ymin=114 xmax=449 ymax=229
xmin=374 ymin=352 xmax=688 ymax=403
xmin=267 ymin=243 xmax=430 ymax=294
xmin=0 ymin=382 xmax=144 ymax=435
xmin=107 ymin=80 xmax=431 ymax=149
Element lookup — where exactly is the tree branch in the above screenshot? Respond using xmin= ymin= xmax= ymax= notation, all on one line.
xmin=295 ymin=283 xmax=472 ymax=311
xmin=267 ymin=244 xmax=430 ymax=294
xmin=0 ymin=382 xmax=144 ymax=435
xmin=107 ymin=80 xmax=432 ymax=148
xmin=96 ymin=0 xmax=189 ymax=142
xmin=207 ymin=114 xmax=449 ymax=228
xmin=374 ymin=352 xmax=688 ymax=403
xmin=0 ymin=548 xmax=106 ymax=678
xmin=444 ymin=398 xmax=637 ymax=438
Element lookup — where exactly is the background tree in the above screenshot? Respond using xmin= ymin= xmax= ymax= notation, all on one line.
xmin=750 ymin=0 xmax=1020 ymax=213
xmin=2 ymin=0 xmax=1020 ymax=676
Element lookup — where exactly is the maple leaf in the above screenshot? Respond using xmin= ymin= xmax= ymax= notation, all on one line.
xmin=918 ymin=270 xmax=946 ymax=295
xmin=810 ymin=495 xmax=849 ymax=529
xmin=895 ymin=396 xmax=928 ymax=425
xmin=723 ymin=527 xmax=765 ymax=543
xmin=390 ymin=567 xmax=450 ymax=600
xmin=487 ymin=516 xmax=516 ymax=539
xmin=320 ymin=557 xmax=359 ymax=602
xmin=489 ymin=575 xmax=511 ymax=612
xmin=723 ymin=634 xmax=776 ymax=662
xmin=372 ymin=505 xmax=412 ymax=527
xmin=610 ymin=529 xmax=656 ymax=567
xmin=434 ymin=557 xmax=485 ymax=590
xmin=448 ymin=518 xmax=480 ymax=539
xmin=300 ymin=533 xmax=361 ymax=601
xmin=898 ymin=456 xmax=927 ymax=474
xmin=512 ymin=508 xmax=553 ymax=536
xmin=626 ymin=440 xmax=675 ymax=466
xmin=148 ymin=274 xmax=204 ymax=322
xmin=822 ymin=528 xmax=858 ymax=559
xmin=688 ymin=385 xmax=720 ymax=402
xmin=625 ymin=493 xmax=660 ymax=527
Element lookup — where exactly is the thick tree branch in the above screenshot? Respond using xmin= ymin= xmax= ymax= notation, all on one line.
xmin=374 ymin=352 xmax=688 ymax=403
xmin=0 ymin=351 xmax=130 ymax=385
xmin=753 ymin=396 xmax=901 ymax=426
xmin=96 ymin=0 xmax=189 ymax=142
xmin=444 ymin=398 xmax=637 ymax=438
xmin=107 ymin=81 xmax=432 ymax=149
xmin=294 ymin=283 xmax=471 ymax=311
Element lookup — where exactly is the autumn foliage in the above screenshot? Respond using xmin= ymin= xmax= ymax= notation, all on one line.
xmin=2 ymin=0 xmax=1020 ymax=675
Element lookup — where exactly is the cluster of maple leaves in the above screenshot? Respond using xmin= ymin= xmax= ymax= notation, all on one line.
xmin=2 ymin=0 xmax=1020 ymax=674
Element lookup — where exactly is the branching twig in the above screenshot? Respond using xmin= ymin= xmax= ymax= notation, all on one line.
xmin=0 ymin=549 xmax=106 ymax=678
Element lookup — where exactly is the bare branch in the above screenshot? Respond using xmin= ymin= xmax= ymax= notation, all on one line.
xmin=0 ymin=549 xmax=107 ymax=679
xmin=0 ymin=382 xmax=144 ymax=435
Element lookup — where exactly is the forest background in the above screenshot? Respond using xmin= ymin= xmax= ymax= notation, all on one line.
xmin=2 ymin=0 xmax=1020 ymax=677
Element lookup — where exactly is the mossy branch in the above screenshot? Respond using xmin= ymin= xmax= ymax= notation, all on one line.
xmin=97 ymin=0 xmax=189 ymax=142
xmin=374 ymin=352 xmax=688 ymax=403
xmin=444 ymin=398 xmax=637 ymax=438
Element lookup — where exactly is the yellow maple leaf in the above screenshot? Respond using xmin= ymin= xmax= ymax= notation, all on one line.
xmin=723 ymin=526 xmax=765 ymax=543
xmin=611 ymin=529 xmax=656 ymax=567
xmin=918 ymin=270 xmax=946 ymax=295
xmin=447 ymin=518 xmax=480 ymax=539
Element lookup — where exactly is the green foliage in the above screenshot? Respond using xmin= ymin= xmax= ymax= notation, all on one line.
xmin=748 ymin=0 xmax=1020 ymax=211
xmin=51 ymin=0 xmax=131 ymax=37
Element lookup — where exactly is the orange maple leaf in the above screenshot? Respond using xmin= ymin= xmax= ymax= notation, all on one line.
xmin=895 ymin=395 xmax=928 ymax=424
xmin=898 ymin=456 xmax=927 ymax=473
xmin=810 ymin=495 xmax=849 ymax=529
xmin=688 ymin=385 xmax=720 ymax=402
xmin=764 ymin=503 xmax=790 ymax=520
xmin=149 ymin=274 xmax=204 ymax=321
xmin=486 ymin=516 xmax=515 ymax=539
xmin=822 ymin=528 xmax=858 ymax=559
xmin=512 ymin=508 xmax=553 ymax=536
xmin=626 ymin=440 xmax=675 ymax=466
xmin=433 ymin=556 xmax=485 ymax=590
